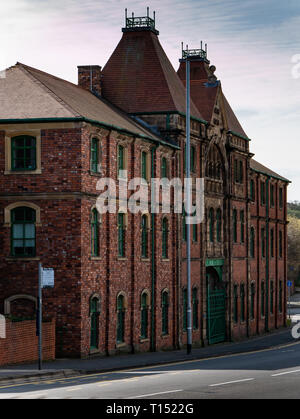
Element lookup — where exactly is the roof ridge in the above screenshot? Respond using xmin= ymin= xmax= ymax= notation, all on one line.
xmin=16 ymin=63 xmax=81 ymax=118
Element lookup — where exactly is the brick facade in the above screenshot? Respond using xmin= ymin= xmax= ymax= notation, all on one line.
xmin=0 ymin=16 xmax=289 ymax=360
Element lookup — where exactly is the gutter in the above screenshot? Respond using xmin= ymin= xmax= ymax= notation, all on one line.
xmin=0 ymin=117 xmax=180 ymax=150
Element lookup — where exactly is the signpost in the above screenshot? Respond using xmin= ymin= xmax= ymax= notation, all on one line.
xmin=37 ymin=264 xmax=54 ymax=370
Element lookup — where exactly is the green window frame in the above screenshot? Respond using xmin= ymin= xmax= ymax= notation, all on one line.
xmin=91 ymin=209 xmax=99 ymax=257
xmin=118 ymin=145 xmax=125 ymax=177
xmin=162 ymin=218 xmax=168 ymax=259
xmin=192 ymin=288 xmax=199 ymax=330
xmin=161 ymin=157 xmax=167 ymax=178
xmin=250 ymin=179 xmax=255 ymax=201
xmin=11 ymin=135 xmax=36 ymax=171
xmin=233 ymin=209 xmax=237 ymax=243
xmin=11 ymin=207 xmax=36 ymax=257
xmin=91 ymin=138 xmax=99 ymax=173
xmin=116 ymin=295 xmax=125 ymax=343
xmin=279 ymin=230 xmax=283 ymax=258
xmin=270 ymin=184 xmax=274 ymax=207
xmin=240 ymin=284 xmax=245 ymax=322
xmin=182 ymin=289 xmax=187 ymax=332
xmin=141 ymin=151 xmax=147 ymax=181
xmin=162 ymin=291 xmax=169 ymax=335
xmin=141 ymin=215 xmax=148 ymax=258
xmin=261 ymin=282 xmax=265 ymax=318
xmin=140 ymin=293 xmax=148 ymax=339
xmin=216 ymin=209 xmax=221 ymax=243
xmin=260 ymin=181 xmax=265 ymax=206
xmin=118 ymin=213 xmax=125 ymax=258
xmin=270 ymin=229 xmax=274 ymax=258
xmin=209 ymin=208 xmax=214 ymax=243
xmin=233 ymin=285 xmax=238 ymax=323
xmin=250 ymin=283 xmax=255 ymax=320
xmin=240 ymin=210 xmax=245 ymax=244
xmin=250 ymin=227 xmax=255 ymax=258
xmin=261 ymin=228 xmax=265 ymax=258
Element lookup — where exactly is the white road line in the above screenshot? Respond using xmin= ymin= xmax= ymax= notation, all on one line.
xmin=272 ymin=369 xmax=300 ymax=377
xmin=127 ymin=389 xmax=183 ymax=399
xmin=209 ymin=378 xmax=255 ymax=387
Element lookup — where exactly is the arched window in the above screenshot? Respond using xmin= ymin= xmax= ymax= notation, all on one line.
xmin=162 ymin=290 xmax=169 ymax=335
xmin=90 ymin=296 xmax=100 ymax=349
xmin=250 ymin=227 xmax=255 ymax=258
xmin=11 ymin=207 xmax=36 ymax=257
xmin=209 ymin=208 xmax=214 ymax=243
xmin=11 ymin=135 xmax=36 ymax=171
xmin=216 ymin=209 xmax=222 ymax=243
xmin=140 ymin=292 xmax=149 ymax=339
xmin=240 ymin=210 xmax=245 ymax=244
xmin=117 ymin=294 xmax=125 ymax=343
xmin=118 ymin=213 xmax=125 ymax=258
xmin=91 ymin=208 xmax=99 ymax=257
xmin=161 ymin=157 xmax=167 ymax=178
xmin=192 ymin=288 xmax=199 ymax=330
xmin=91 ymin=138 xmax=100 ymax=173
xmin=162 ymin=218 xmax=168 ymax=259
xmin=141 ymin=215 xmax=148 ymax=258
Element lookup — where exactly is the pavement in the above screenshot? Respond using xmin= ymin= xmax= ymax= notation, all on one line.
xmin=1 ymin=293 xmax=300 ymax=386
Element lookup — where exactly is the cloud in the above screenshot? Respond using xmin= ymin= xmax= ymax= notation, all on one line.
xmin=0 ymin=0 xmax=299 ymax=199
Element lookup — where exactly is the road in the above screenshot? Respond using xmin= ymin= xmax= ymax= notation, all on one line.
xmin=0 ymin=340 xmax=300 ymax=399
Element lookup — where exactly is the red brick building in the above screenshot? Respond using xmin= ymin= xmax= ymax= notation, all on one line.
xmin=0 ymin=13 xmax=289 ymax=358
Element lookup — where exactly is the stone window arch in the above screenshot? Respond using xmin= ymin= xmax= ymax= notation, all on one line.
xmin=4 ymin=294 xmax=37 ymax=316
xmin=4 ymin=202 xmax=41 ymax=227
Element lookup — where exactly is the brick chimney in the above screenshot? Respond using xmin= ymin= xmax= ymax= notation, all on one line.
xmin=78 ymin=65 xmax=102 ymax=97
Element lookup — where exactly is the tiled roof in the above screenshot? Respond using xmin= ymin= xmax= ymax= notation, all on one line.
xmin=250 ymin=159 xmax=290 ymax=183
xmin=0 ymin=62 xmax=167 ymax=143
xmin=102 ymin=30 xmax=203 ymax=120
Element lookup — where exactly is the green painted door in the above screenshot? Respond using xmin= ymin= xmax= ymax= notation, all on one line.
xmin=207 ymin=271 xmax=226 ymax=345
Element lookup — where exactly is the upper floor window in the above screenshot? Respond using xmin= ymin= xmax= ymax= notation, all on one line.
xmin=234 ymin=158 xmax=243 ymax=184
xmin=260 ymin=181 xmax=266 ymax=206
xmin=240 ymin=210 xmax=245 ymax=244
xmin=233 ymin=209 xmax=237 ymax=243
xmin=11 ymin=136 xmax=36 ymax=171
xmin=279 ymin=230 xmax=283 ymax=258
xmin=209 ymin=208 xmax=214 ymax=243
xmin=162 ymin=217 xmax=169 ymax=259
xmin=141 ymin=151 xmax=148 ymax=181
xmin=141 ymin=214 xmax=148 ymax=258
xmin=118 ymin=213 xmax=126 ymax=258
xmin=11 ymin=207 xmax=36 ymax=257
xmin=250 ymin=179 xmax=255 ymax=201
xmin=161 ymin=157 xmax=168 ymax=178
xmin=270 ymin=184 xmax=275 ymax=207
xmin=91 ymin=208 xmax=100 ymax=257
xmin=184 ymin=144 xmax=196 ymax=173
xmin=118 ymin=144 xmax=127 ymax=178
xmin=91 ymin=138 xmax=100 ymax=173
xmin=250 ymin=227 xmax=255 ymax=258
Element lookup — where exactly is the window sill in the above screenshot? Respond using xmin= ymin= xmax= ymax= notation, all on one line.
xmin=117 ymin=257 xmax=127 ymax=261
xmin=5 ymin=169 xmax=42 ymax=175
xmin=161 ymin=334 xmax=170 ymax=338
xmin=141 ymin=258 xmax=150 ymax=262
xmin=89 ymin=171 xmax=102 ymax=177
xmin=90 ymin=257 xmax=102 ymax=261
xmin=116 ymin=342 xmax=127 ymax=349
xmin=89 ymin=348 xmax=100 ymax=354
xmin=5 ymin=257 xmax=40 ymax=261
xmin=162 ymin=258 xmax=170 ymax=262
xmin=140 ymin=338 xmax=149 ymax=343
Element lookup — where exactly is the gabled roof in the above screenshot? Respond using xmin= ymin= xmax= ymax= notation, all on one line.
xmin=102 ymin=30 xmax=203 ymax=120
xmin=221 ymin=93 xmax=248 ymax=138
xmin=250 ymin=159 xmax=290 ymax=183
xmin=0 ymin=62 xmax=170 ymax=144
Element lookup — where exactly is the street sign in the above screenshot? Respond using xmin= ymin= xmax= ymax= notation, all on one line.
xmin=42 ymin=268 xmax=54 ymax=288
xmin=287 ymin=281 xmax=293 ymax=288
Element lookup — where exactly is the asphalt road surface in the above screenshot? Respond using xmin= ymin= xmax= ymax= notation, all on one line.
xmin=1 ymin=341 xmax=300 ymax=399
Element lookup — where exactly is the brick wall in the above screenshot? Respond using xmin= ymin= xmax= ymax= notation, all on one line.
xmin=0 ymin=318 xmax=55 ymax=366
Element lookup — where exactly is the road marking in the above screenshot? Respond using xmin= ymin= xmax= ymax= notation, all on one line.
xmin=209 ymin=378 xmax=255 ymax=387
xmin=128 ymin=389 xmax=183 ymax=399
xmin=66 ymin=387 xmax=82 ymax=392
xmin=271 ymin=369 xmax=300 ymax=377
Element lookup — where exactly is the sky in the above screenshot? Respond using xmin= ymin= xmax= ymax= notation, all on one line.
xmin=0 ymin=0 xmax=299 ymax=201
